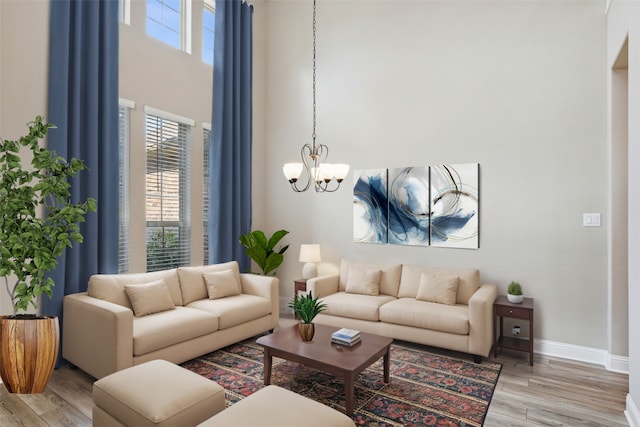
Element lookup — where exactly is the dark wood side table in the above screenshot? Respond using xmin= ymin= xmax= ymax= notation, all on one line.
xmin=493 ymin=295 xmax=534 ymax=365
xmin=293 ymin=279 xmax=308 ymax=319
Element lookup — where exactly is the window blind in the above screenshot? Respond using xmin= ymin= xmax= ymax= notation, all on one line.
xmin=145 ymin=113 xmax=191 ymax=271
xmin=203 ymin=126 xmax=210 ymax=264
xmin=118 ymin=105 xmax=131 ymax=273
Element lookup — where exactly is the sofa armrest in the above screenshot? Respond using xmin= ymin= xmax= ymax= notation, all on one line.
xmin=467 ymin=283 xmax=498 ymax=357
xmin=62 ymin=293 xmax=134 ymax=379
xmin=240 ymin=274 xmax=280 ymax=327
xmin=307 ymin=274 xmax=339 ymax=298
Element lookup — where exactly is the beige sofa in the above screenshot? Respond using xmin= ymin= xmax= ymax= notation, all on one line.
xmin=63 ymin=261 xmax=279 ymax=379
xmin=307 ymin=260 xmax=497 ymax=361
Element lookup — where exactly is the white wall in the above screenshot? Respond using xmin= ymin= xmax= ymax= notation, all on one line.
xmin=263 ymin=0 xmax=612 ymax=352
xmin=0 ymin=0 xmax=50 ymax=315
xmin=607 ymin=1 xmax=640 ymax=424
xmin=0 ymin=0 xmax=628 ymax=374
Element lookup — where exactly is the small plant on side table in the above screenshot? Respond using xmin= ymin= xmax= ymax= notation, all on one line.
xmin=507 ymin=281 xmax=523 ymax=304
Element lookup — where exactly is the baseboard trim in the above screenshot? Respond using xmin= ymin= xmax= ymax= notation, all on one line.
xmin=534 ymin=338 xmax=628 ymax=373
xmin=626 ymin=394 xmax=640 ymax=427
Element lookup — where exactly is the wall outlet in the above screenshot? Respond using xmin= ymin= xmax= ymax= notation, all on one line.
xmin=512 ymin=325 xmax=521 ymax=336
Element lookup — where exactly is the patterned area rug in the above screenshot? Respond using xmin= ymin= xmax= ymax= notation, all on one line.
xmin=181 ymin=337 xmax=501 ymax=426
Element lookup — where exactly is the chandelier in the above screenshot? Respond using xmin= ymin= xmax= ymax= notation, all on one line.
xmin=282 ymin=0 xmax=349 ymax=193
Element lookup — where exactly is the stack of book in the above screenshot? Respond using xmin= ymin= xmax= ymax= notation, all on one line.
xmin=331 ymin=328 xmax=361 ymax=346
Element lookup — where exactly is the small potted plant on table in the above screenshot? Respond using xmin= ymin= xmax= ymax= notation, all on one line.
xmin=287 ymin=292 xmax=327 ymax=341
xmin=507 ymin=281 xmax=524 ymax=304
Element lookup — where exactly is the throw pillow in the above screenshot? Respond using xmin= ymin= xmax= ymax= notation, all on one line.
xmin=345 ymin=267 xmax=381 ymax=296
xmin=416 ymin=274 xmax=459 ymax=305
xmin=203 ymin=269 xmax=242 ymax=300
xmin=124 ymin=279 xmax=175 ymax=317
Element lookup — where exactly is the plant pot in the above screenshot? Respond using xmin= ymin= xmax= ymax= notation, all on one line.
xmin=0 ymin=315 xmax=59 ymax=393
xmin=507 ymin=294 xmax=524 ymax=304
xmin=299 ymin=323 xmax=315 ymax=341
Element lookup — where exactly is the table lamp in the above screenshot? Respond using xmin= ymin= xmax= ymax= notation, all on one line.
xmin=299 ymin=244 xmax=321 ymax=279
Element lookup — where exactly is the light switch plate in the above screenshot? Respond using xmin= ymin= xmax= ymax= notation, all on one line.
xmin=583 ymin=213 xmax=601 ymax=227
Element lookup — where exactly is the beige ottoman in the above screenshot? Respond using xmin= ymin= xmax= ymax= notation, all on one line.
xmin=93 ymin=359 xmax=225 ymax=427
xmin=198 ymin=385 xmax=356 ymax=427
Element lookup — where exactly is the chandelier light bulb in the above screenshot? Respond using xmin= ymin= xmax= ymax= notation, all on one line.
xmin=283 ymin=163 xmax=303 ymax=182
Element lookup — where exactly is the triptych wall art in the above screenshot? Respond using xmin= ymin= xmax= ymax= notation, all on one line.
xmin=353 ymin=163 xmax=479 ymax=249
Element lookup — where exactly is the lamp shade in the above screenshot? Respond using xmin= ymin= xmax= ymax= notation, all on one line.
xmin=283 ymin=163 xmax=303 ymax=181
xmin=299 ymin=244 xmax=321 ymax=263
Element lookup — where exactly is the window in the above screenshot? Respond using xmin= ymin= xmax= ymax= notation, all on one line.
xmin=118 ymin=101 xmax=133 ymax=273
xmin=120 ymin=0 xmax=131 ymax=25
xmin=203 ymin=1 xmax=215 ymax=65
xmin=146 ymin=0 xmax=191 ymax=52
xmin=145 ymin=109 xmax=192 ymax=271
xmin=203 ymin=125 xmax=211 ymax=264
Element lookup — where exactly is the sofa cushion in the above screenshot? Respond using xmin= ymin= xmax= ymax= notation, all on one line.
xmin=345 ymin=267 xmax=381 ymax=296
xmin=416 ymin=274 xmax=459 ymax=305
xmin=339 ymin=260 xmax=402 ymax=297
xmin=319 ymin=292 xmax=396 ymax=322
xmin=178 ymin=262 xmax=241 ymax=305
xmin=197 ymin=385 xmax=355 ymax=427
xmin=132 ymin=307 xmax=219 ymax=356
xmin=88 ymin=268 xmax=182 ymax=309
xmin=379 ymin=298 xmax=469 ymax=335
xmin=125 ymin=279 xmax=176 ymax=317
xmin=398 ymin=265 xmax=480 ymax=304
xmin=204 ymin=270 xmax=242 ymax=300
xmin=186 ymin=294 xmax=271 ymax=330
xmin=94 ymin=360 xmax=225 ymax=427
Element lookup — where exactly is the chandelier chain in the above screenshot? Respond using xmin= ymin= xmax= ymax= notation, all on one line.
xmin=312 ymin=0 xmax=317 ymax=145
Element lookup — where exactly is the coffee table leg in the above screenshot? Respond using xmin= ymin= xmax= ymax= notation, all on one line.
xmin=383 ymin=346 xmax=390 ymax=383
xmin=345 ymin=372 xmax=355 ymax=417
xmin=263 ymin=349 xmax=272 ymax=385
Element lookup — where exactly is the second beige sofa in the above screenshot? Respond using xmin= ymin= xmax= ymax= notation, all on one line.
xmin=307 ymin=259 xmax=497 ymax=361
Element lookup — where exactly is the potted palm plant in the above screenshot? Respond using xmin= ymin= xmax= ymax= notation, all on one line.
xmin=287 ymin=291 xmax=327 ymax=341
xmin=238 ymin=229 xmax=289 ymax=276
xmin=0 ymin=116 xmax=96 ymax=393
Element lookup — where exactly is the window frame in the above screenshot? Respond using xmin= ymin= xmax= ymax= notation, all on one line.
xmin=143 ymin=106 xmax=194 ymax=272
xmin=146 ymin=0 xmax=192 ymax=53
xmin=202 ymin=0 xmax=215 ymax=65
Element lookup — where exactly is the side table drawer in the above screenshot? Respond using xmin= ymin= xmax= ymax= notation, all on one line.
xmin=495 ymin=304 xmax=530 ymax=319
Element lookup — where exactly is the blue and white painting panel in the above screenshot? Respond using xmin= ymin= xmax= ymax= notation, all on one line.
xmin=353 ymin=169 xmax=388 ymax=244
xmin=430 ymin=163 xmax=479 ymax=249
xmin=388 ymin=167 xmax=430 ymax=246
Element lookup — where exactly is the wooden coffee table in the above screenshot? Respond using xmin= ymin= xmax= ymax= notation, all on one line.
xmin=256 ymin=324 xmax=392 ymax=416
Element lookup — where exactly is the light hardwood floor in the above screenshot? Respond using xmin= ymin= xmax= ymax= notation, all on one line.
xmin=0 ymin=323 xmax=629 ymax=427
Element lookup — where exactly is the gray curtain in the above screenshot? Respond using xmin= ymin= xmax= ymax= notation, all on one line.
xmin=209 ymin=0 xmax=253 ymax=271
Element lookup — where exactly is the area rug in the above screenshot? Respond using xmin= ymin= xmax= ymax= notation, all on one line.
xmin=181 ymin=337 xmax=501 ymax=426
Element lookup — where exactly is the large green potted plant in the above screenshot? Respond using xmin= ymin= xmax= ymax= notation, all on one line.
xmin=238 ymin=229 xmax=289 ymax=276
xmin=287 ymin=292 xmax=327 ymax=341
xmin=0 ymin=116 xmax=96 ymax=393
